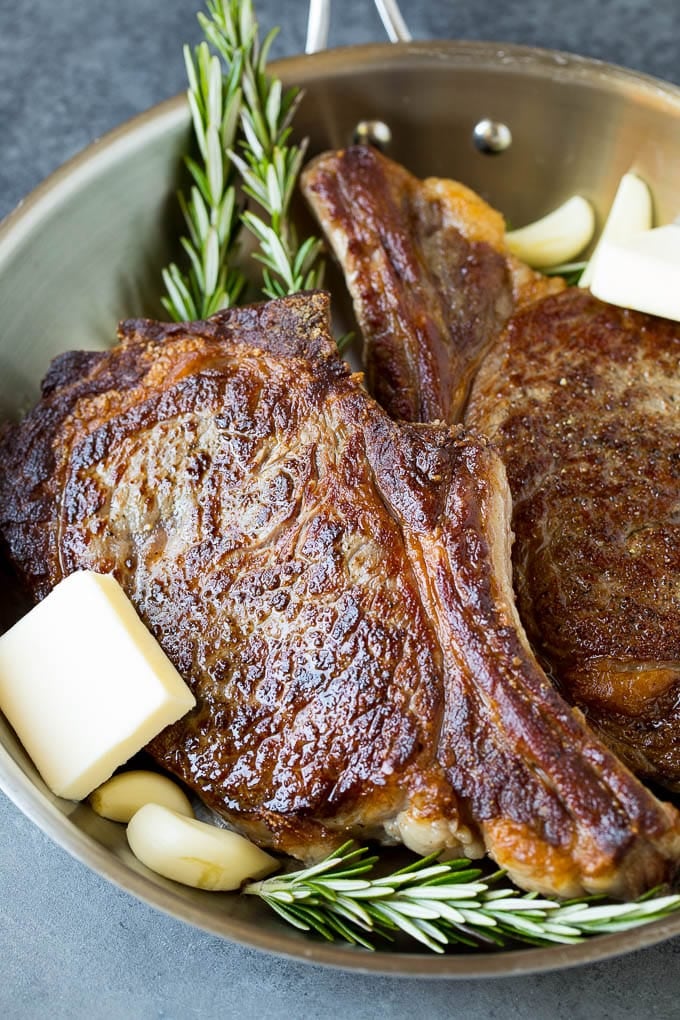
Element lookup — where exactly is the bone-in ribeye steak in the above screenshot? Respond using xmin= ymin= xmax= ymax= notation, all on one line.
xmin=0 ymin=292 xmax=678 ymax=897
xmin=303 ymin=147 xmax=680 ymax=792
xmin=467 ymin=288 xmax=680 ymax=790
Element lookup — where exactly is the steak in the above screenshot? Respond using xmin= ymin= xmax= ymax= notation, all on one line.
xmin=466 ymin=288 xmax=680 ymax=790
xmin=301 ymin=145 xmax=563 ymax=423
xmin=0 ymin=291 xmax=679 ymax=897
xmin=304 ymin=149 xmax=680 ymax=791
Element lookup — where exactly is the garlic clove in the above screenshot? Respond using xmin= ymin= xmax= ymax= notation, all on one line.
xmin=506 ymin=196 xmax=595 ymax=269
xmin=89 ymin=769 xmax=194 ymax=823
xmin=127 ymin=803 xmax=278 ymax=891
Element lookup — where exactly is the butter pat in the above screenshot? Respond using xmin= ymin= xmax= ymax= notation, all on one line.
xmin=0 ymin=571 xmax=195 ymax=800
xmin=589 ymin=224 xmax=680 ymax=321
xmin=579 ymin=172 xmax=653 ymax=288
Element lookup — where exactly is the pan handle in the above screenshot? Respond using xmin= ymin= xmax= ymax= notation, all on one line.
xmin=374 ymin=1 xmax=413 ymax=43
xmin=305 ymin=0 xmax=331 ymax=53
xmin=306 ymin=0 xmax=412 ymax=54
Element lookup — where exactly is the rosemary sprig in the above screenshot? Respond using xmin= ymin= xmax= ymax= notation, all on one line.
xmin=543 ymin=259 xmax=588 ymax=286
xmin=163 ymin=0 xmax=324 ymax=317
xmin=215 ymin=5 xmax=325 ymax=297
xmin=162 ymin=31 xmax=246 ymax=321
xmin=244 ymin=842 xmax=680 ymax=954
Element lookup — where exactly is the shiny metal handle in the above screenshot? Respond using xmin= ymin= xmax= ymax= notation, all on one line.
xmin=306 ymin=0 xmax=412 ymax=54
xmin=305 ymin=0 xmax=331 ymax=53
xmin=374 ymin=0 xmax=412 ymax=42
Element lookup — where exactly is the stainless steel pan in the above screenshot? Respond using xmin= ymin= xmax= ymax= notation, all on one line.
xmin=1 ymin=8 xmax=680 ymax=976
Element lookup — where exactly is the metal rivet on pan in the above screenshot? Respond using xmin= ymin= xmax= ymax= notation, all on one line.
xmin=473 ymin=118 xmax=512 ymax=154
xmin=353 ymin=120 xmax=392 ymax=150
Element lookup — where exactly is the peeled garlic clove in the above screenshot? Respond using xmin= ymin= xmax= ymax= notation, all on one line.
xmin=589 ymin=223 xmax=680 ymax=322
xmin=506 ymin=196 xmax=595 ymax=269
xmin=89 ymin=769 xmax=194 ymax=823
xmin=127 ymin=803 xmax=278 ymax=890
xmin=580 ymin=172 xmax=653 ymax=287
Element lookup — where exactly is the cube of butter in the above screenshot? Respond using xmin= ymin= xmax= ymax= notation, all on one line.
xmin=0 ymin=570 xmax=195 ymax=801
xmin=589 ymin=224 xmax=680 ymax=321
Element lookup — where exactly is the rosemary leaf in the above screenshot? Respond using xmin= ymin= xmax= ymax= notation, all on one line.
xmin=180 ymin=235 xmax=206 ymax=292
xmin=544 ymin=259 xmax=588 ymax=285
xmin=161 ymin=265 xmax=197 ymax=322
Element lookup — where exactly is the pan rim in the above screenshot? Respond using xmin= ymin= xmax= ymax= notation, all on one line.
xmin=1 ymin=37 xmax=679 ymax=978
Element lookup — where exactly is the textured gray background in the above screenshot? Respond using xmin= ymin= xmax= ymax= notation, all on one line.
xmin=2 ymin=1 xmax=680 ymax=1017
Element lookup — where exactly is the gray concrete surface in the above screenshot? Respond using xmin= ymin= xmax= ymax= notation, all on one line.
xmin=2 ymin=1 xmax=680 ymax=1016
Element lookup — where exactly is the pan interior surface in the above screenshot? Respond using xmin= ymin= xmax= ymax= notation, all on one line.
xmin=1 ymin=41 xmax=680 ymax=977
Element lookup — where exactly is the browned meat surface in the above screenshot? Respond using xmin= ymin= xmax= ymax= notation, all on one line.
xmin=301 ymin=145 xmax=563 ymax=423
xmin=305 ymin=150 xmax=680 ymax=793
xmin=1 ymin=291 xmax=679 ymax=897
xmin=466 ymin=288 xmax=680 ymax=791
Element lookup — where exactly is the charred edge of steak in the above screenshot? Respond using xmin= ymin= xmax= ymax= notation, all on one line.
xmin=363 ymin=412 xmax=680 ymax=897
xmin=0 ymin=291 xmax=679 ymax=897
xmin=301 ymin=145 xmax=514 ymax=425
xmin=120 ymin=290 xmax=341 ymax=367
xmin=0 ymin=292 xmax=345 ymax=602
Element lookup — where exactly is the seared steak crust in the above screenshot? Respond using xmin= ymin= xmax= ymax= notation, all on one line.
xmin=0 ymin=295 xmax=458 ymax=860
xmin=467 ymin=288 xmax=680 ymax=790
xmin=304 ymin=150 xmax=680 ymax=794
xmin=301 ymin=146 xmax=562 ymax=424
xmin=1 ymin=291 xmax=679 ymax=896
